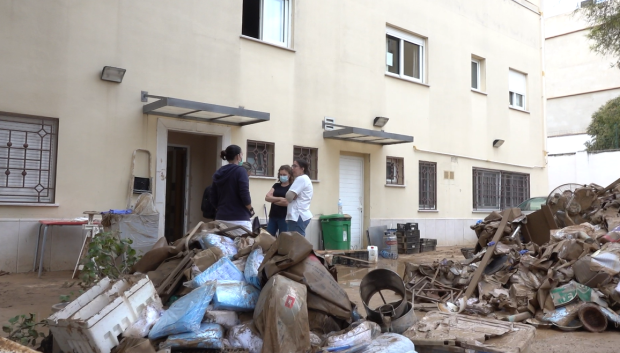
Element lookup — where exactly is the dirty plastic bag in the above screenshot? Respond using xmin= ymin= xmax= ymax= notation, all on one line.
xmin=123 ymin=301 xmax=164 ymax=338
xmin=199 ymin=233 xmax=238 ymax=258
xmin=310 ymin=332 xmax=324 ymax=347
xmin=542 ymin=302 xmax=583 ymax=327
xmin=133 ymin=193 xmax=158 ymax=215
xmin=148 ymin=282 xmax=215 ymax=339
xmin=358 ymin=333 xmax=417 ymax=353
xmin=233 ymin=257 xmax=247 ymax=273
xmin=325 ymin=320 xmax=381 ymax=348
xmin=184 ymin=257 xmax=245 ymax=289
xmin=245 ymin=248 xmax=264 ymax=289
xmin=213 ymin=280 xmax=260 ymax=311
xmin=590 ymin=251 xmax=620 ymax=275
xmin=227 ymin=322 xmax=263 ymax=353
xmin=203 ymin=310 xmax=240 ymax=329
xmin=159 ymin=323 xmax=224 ymax=349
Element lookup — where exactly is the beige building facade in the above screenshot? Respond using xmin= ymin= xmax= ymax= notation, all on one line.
xmin=0 ymin=0 xmax=547 ymax=273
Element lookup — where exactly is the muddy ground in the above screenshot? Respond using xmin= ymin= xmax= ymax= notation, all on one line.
xmin=1 ymin=246 xmax=619 ymax=352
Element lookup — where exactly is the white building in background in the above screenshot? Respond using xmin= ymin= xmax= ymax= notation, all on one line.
xmin=545 ymin=0 xmax=620 ymax=189
xmin=0 ymin=0 xmax=547 ymax=274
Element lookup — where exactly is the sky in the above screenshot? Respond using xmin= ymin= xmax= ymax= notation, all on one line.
xmin=543 ymin=0 xmax=582 ymax=18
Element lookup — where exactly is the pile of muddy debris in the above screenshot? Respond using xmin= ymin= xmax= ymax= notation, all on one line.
xmin=403 ymin=179 xmax=620 ymax=333
xmin=45 ymin=220 xmax=416 ymax=353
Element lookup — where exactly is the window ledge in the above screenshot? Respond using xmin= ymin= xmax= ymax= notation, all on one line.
xmin=311 ymin=180 xmax=320 ymax=183
xmin=385 ymin=73 xmax=430 ymax=87
xmin=250 ymin=176 xmax=277 ymax=181
xmin=509 ymin=106 xmax=530 ymax=114
xmin=240 ymin=35 xmax=296 ymax=52
xmin=471 ymin=89 xmax=488 ymax=96
xmin=472 ymin=210 xmax=498 ymax=214
xmin=385 ymin=184 xmax=406 ymax=188
xmin=418 ymin=209 xmax=439 ymax=213
xmin=0 ymin=203 xmax=60 ymax=207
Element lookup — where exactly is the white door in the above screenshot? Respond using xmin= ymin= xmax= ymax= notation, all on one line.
xmin=339 ymin=156 xmax=364 ymax=249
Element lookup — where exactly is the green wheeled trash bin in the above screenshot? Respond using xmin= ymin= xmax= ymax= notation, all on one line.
xmin=320 ymin=214 xmax=352 ymax=250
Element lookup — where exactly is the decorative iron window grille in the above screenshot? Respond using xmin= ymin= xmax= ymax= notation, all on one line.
xmin=246 ymin=140 xmax=275 ymax=177
xmin=419 ymin=161 xmax=437 ymax=209
xmin=386 ymin=157 xmax=404 ymax=185
xmin=293 ymin=146 xmax=318 ymax=180
xmin=0 ymin=112 xmax=59 ymax=203
xmin=473 ymin=168 xmax=529 ymax=210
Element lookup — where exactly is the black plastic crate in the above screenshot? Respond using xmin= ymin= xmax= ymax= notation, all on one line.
xmin=420 ymin=238 xmax=437 ymax=246
xmin=397 ymin=223 xmax=419 ymax=231
xmin=398 ymin=247 xmax=419 ymax=254
xmin=398 ymin=242 xmax=419 ymax=250
xmin=397 ymin=235 xmax=420 ymax=243
xmin=420 ymin=244 xmax=437 ymax=253
xmin=396 ymin=229 xmax=420 ymax=237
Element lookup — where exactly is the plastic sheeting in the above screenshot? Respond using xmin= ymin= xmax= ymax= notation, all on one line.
xmin=325 ymin=321 xmax=381 ymax=348
xmin=245 ymin=248 xmax=264 ymax=289
xmin=203 ymin=310 xmax=240 ymax=329
xmin=358 ymin=333 xmax=417 ymax=353
xmin=123 ymin=302 xmax=164 ymax=338
xmin=199 ymin=233 xmax=238 ymax=258
xmin=184 ymin=257 xmax=244 ymax=289
xmin=107 ymin=214 xmax=159 ymax=255
xmin=227 ymin=323 xmax=263 ymax=353
xmin=159 ymin=323 xmax=224 ymax=349
xmin=148 ymin=282 xmax=215 ymax=339
xmin=213 ymin=281 xmax=260 ymax=311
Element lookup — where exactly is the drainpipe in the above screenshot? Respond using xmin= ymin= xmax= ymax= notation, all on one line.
xmin=541 ymin=1 xmax=549 ymax=169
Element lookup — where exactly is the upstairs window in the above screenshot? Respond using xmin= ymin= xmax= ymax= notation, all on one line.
xmin=242 ymin=0 xmax=291 ymax=47
xmin=386 ymin=27 xmax=425 ymax=82
xmin=0 ymin=112 xmax=59 ymax=204
xmin=509 ymin=69 xmax=527 ymax=110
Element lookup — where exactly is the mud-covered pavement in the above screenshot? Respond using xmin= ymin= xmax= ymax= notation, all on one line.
xmin=1 ymin=247 xmax=620 ymax=352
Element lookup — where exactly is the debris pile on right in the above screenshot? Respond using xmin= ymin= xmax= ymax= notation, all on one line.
xmin=402 ymin=180 xmax=620 ymax=352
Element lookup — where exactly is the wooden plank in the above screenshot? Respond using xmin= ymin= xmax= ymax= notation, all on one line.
xmin=463 ymin=209 xmax=513 ymax=300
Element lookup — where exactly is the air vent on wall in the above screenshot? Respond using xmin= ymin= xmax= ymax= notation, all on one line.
xmin=444 ymin=171 xmax=455 ymax=180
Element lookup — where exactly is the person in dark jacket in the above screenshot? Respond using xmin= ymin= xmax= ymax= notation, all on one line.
xmin=201 ymin=185 xmax=216 ymax=220
xmin=210 ymin=145 xmax=254 ymax=231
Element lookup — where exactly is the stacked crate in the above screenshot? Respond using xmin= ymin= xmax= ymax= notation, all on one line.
xmin=396 ymin=223 xmax=420 ymax=254
xmin=419 ymin=238 xmax=438 ymax=252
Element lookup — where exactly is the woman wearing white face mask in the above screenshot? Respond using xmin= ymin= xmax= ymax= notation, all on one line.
xmin=264 ymin=165 xmax=293 ymax=236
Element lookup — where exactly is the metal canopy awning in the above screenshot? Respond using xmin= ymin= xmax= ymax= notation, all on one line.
xmin=323 ymin=126 xmax=413 ymax=145
xmin=142 ymin=93 xmax=269 ymax=126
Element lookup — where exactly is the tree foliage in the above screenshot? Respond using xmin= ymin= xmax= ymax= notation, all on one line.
xmin=578 ymin=0 xmax=620 ymax=69
xmin=585 ymin=95 xmax=620 ymax=151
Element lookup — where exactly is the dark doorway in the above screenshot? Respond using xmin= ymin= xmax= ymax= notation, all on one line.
xmin=165 ymin=146 xmax=188 ymax=243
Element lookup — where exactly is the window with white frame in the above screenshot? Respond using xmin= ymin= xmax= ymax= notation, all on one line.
xmin=0 ymin=112 xmax=59 ymax=204
xmin=246 ymin=140 xmax=275 ymax=177
xmin=471 ymin=59 xmax=481 ymax=90
xmin=386 ymin=27 xmax=425 ymax=82
xmin=509 ymin=69 xmax=527 ymax=110
xmin=242 ymin=0 xmax=291 ymax=47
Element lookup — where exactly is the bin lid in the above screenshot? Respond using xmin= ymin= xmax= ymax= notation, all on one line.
xmin=319 ymin=214 xmax=352 ymax=221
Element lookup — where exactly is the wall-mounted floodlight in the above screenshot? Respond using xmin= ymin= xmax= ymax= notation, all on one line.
xmin=493 ymin=139 xmax=505 ymax=148
xmin=100 ymin=66 xmax=126 ymax=83
xmin=373 ymin=116 xmax=389 ymax=127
